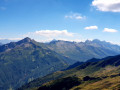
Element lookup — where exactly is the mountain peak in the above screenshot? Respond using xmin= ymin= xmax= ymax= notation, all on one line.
xmin=23 ymin=37 xmax=32 ymax=42
xmin=49 ymin=39 xmax=58 ymax=43
xmin=85 ymin=39 xmax=91 ymax=44
xmin=17 ymin=37 xmax=33 ymax=44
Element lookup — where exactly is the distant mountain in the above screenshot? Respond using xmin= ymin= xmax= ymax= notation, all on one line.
xmin=47 ymin=39 xmax=120 ymax=62
xmin=20 ymin=54 xmax=120 ymax=90
xmin=0 ymin=39 xmax=17 ymax=44
xmin=0 ymin=37 xmax=72 ymax=90
xmin=85 ymin=39 xmax=120 ymax=53
xmin=86 ymin=58 xmax=101 ymax=62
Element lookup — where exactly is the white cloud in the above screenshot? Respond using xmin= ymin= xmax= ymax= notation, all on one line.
xmin=33 ymin=30 xmax=74 ymax=37
xmin=65 ymin=13 xmax=86 ymax=20
xmin=103 ymin=28 xmax=118 ymax=32
xmin=84 ymin=26 xmax=98 ymax=30
xmin=54 ymin=38 xmax=86 ymax=43
xmin=92 ymin=0 xmax=120 ymax=12
xmin=24 ymin=30 xmax=77 ymax=42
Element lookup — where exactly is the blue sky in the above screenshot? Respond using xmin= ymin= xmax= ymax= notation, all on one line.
xmin=0 ymin=0 xmax=120 ymax=44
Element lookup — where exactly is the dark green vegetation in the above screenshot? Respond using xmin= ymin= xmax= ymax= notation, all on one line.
xmin=47 ymin=39 xmax=120 ymax=62
xmin=38 ymin=76 xmax=81 ymax=90
xmin=36 ymin=76 xmax=102 ymax=90
xmin=20 ymin=55 xmax=120 ymax=90
xmin=0 ymin=37 xmax=73 ymax=90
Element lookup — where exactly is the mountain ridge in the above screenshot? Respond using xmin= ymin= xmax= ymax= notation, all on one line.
xmin=47 ymin=39 xmax=120 ymax=62
xmin=19 ymin=54 xmax=120 ymax=90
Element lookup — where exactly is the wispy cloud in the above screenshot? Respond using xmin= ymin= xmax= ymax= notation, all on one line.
xmin=84 ymin=26 xmax=98 ymax=30
xmin=92 ymin=0 xmax=120 ymax=12
xmin=103 ymin=28 xmax=118 ymax=32
xmin=65 ymin=13 xmax=86 ymax=20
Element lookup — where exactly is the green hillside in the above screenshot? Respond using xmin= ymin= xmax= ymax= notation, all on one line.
xmin=0 ymin=37 xmax=70 ymax=90
xmin=19 ymin=55 xmax=120 ymax=90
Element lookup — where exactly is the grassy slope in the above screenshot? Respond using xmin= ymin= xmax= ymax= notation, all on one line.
xmin=71 ymin=76 xmax=120 ymax=90
xmin=19 ymin=55 xmax=120 ymax=90
xmin=34 ymin=67 xmax=120 ymax=90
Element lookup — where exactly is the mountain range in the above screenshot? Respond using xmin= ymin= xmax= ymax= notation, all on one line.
xmin=0 ymin=37 xmax=120 ymax=90
xmin=47 ymin=39 xmax=120 ymax=62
